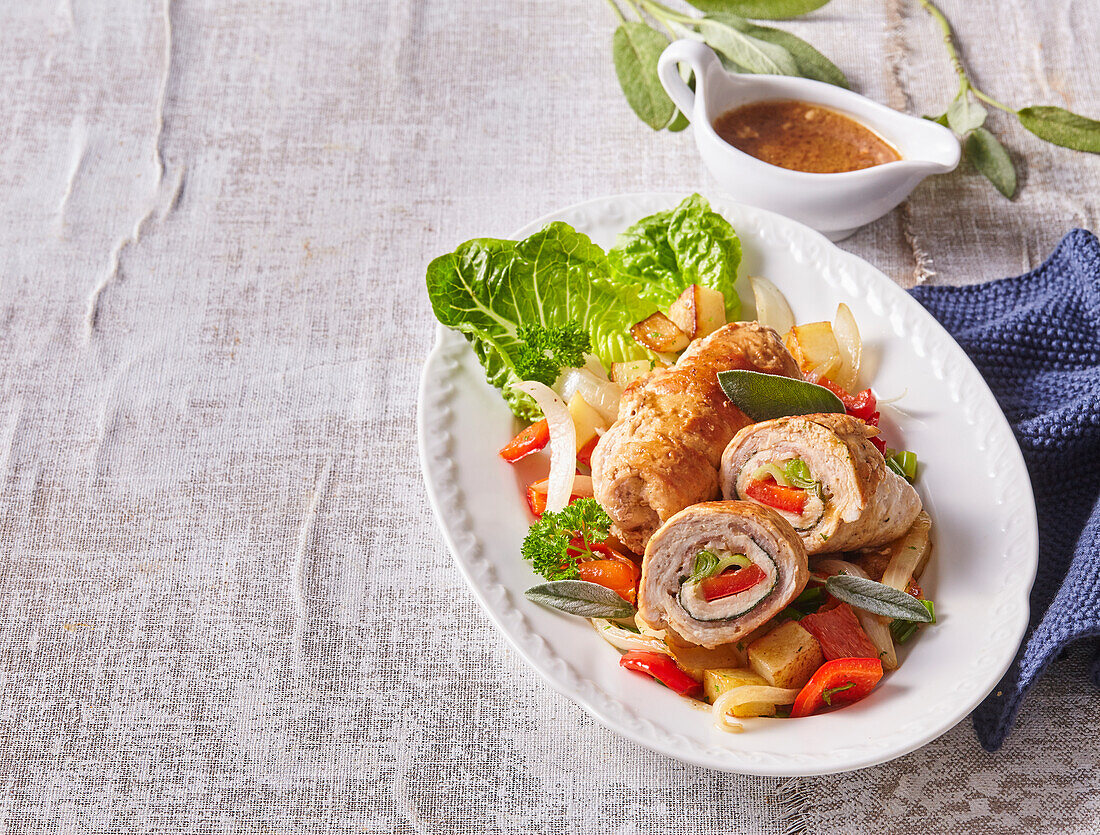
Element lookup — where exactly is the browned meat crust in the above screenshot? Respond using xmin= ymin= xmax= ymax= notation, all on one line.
xmin=591 ymin=322 xmax=801 ymax=553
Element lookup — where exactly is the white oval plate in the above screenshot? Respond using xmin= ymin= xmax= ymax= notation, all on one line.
xmin=417 ymin=193 xmax=1037 ymax=776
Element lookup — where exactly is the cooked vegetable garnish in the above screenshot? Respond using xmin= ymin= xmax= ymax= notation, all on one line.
xmin=825 ymin=575 xmax=935 ymax=623
xmin=800 ymin=603 xmax=881 ymax=661
xmin=890 ymin=600 xmax=936 ymax=643
xmin=790 ymin=657 xmax=884 ymax=718
xmin=717 ymin=369 xmax=846 ymax=422
xmin=885 ymin=449 xmax=919 ymax=482
xmin=576 ymin=557 xmax=640 ymax=605
xmin=524 ymin=579 xmax=636 ymax=619
xmin=499 ymin=419 xmax=549 ymax=463
xmin=619 ymin=651 xmax=702 ymax=697
xmin=521 ymin=498 xmax=613 ymax=581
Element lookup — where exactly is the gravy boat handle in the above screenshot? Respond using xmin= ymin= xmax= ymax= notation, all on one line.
xmin=657 ymin=39 xmax=723 ymax=124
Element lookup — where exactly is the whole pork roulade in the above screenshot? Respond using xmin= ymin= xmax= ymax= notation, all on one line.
xmin=638 ymin=501 xmax=809 ymax=649
xmin=592 ymin=322 xmax=801 ymax=554
xmin=719 ymin=412 xmax=922 ymax=554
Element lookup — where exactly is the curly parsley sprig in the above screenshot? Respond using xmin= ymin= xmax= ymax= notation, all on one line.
xmin=521 ymin=498 xmax=613 ymax=581
xmin=513 ymin=321 xmax=591 ymax=387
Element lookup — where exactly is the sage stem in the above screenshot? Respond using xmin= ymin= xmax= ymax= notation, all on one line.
xmin=917 ymin=0 xmax=967 ymax=96
xmin=603 ymin=0 xmax=626 ymax=23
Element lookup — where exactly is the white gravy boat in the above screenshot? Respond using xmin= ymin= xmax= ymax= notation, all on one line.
xmin=658 ymin=39 xmax=960 ymax=241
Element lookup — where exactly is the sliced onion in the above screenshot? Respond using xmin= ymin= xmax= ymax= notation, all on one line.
xmin=832 ymin=302 xmax=862 ymax=391
xmin=582 ymin=353 xmax=610 ymax=380
xmin=881 ymin=511 xmax=932 ymax=592
xmin=712 ymin=685 xmax=800 ymax=733
xmin=591 ymin=619 xmax=670 ymax=654
xmin=511 ymin=381 xmax=576 ymax=513
xmin=556 ymin=367 xmax=623 ymax=425
xmin=811 ymin=559 xmax=897 ymax=670
xmin=749 ymin=276 xmax=795 ymax=336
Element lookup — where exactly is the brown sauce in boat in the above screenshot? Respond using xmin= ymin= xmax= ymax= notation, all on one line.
xmin=713 ymin=99 xmax=900 ymax=174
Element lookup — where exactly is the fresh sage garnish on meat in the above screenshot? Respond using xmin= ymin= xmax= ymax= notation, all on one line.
xmin=525 ymin=580 xmax=637 ymax=619
xmin=717 ymin=369 xmax=845 ymax=421
xmin=825 ymin=575 xmax=934 ymax=623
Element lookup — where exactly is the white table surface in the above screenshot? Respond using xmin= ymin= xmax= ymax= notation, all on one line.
xmin=1 ymin=0 xmax=1097 ymax=831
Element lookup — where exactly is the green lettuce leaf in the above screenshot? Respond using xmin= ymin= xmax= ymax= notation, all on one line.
xmin=425 ymin=223 xmax=655 ymax=420
xmin=608 ymin=194 xmax=743 ymax=319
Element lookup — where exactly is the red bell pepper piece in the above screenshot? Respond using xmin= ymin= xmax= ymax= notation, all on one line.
xmin=576 ymin=435 xmax=598 ymax=469
xmin=744 ymin=478 xmax=807 ymax=514
xmin=699 ymin=564 xmax=767 ymax=602
xmin=844 ymin=389 xmax=878 ymax=421
xmin=790 ymin=657 xmax=883 ymax=718
xmin=576 ymin=557 xmax=640 ymax=604
xmin=800 ymin=603 xmax=880 ymax=661
xmin=525 ymin=478 xmax=592 ymax=517
xmin=619 ymin=651 xmax=701 ymax=697
xmin=499 ymin=419 xmax=549 ymax=462
xmin=814 ymin=377 xmax=880 ymax=419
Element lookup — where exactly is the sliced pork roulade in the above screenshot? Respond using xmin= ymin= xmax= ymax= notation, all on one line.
xmin=638 ymin=501 xmax=808 ymax=649
xmin=592 ymin=322 xmax=801 ymax=554
xmin=719 ymin=413 xmax=921 ymax=555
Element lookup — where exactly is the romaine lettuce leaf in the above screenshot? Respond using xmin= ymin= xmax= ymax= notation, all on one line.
xmin=426 ymin=222 xmax=655 ymax=420
xmin=609 ymin=194 xmax=743 ymax=320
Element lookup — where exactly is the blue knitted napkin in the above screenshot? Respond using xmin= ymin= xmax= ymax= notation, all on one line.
xmin=909 ymin=229 xmax=1100 ymax=751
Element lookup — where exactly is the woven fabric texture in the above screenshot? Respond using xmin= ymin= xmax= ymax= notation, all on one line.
xmin=0 ymin=0 xmax=1098 ymax=832
xmin=911 ymin=230 xmax=1100 ymax=750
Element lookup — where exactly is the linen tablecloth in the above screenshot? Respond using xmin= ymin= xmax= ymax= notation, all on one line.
xmin=0 ymin=1 xmax=1097 ymax=831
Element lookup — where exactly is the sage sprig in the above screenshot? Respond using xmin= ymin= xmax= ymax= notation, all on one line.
xmin=600 ymin=0 xmax=1100 ymax=199
xmin=603 ymin=0 xmax=848 ymax=134
xmin=917 ymin=0 xmax=1100 ymax=198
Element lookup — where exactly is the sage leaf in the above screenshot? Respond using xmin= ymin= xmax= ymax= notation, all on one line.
xmin=525 ymin=580 xmax=636 ymax=619
xmin=612 ymin=22 xmax=676 ymax=130
xmin=714 ymin=15 xmax=847 ymax=87
xmin=738 ymin=23 xmax=847 ymax=87
xmin=698 ymin=18 xmax=799 ymax=77
xmin=966 ymin=127 xmax=1016 ymax=198
xmin=825 ymin=575 xmax=934 ymax=622
xmin=688 ymin=0 xmax=833 ymax=20
xmin=717 ymin=369 xmax=845 ymax=421
xmin=1017 ymin=106 xmax=1100 ymax=153
xmin=946 ymin=95 xmax=987 ymax=135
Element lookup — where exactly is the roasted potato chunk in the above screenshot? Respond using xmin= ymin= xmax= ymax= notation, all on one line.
xmin=667 ymin=285 xmax=726 ymax=340
xmin=784 ymin=321 xmax=842 ymax=381
xmin=631 ymin=312 xmax=690 ymax=353
xmin=567 ymin=392 xmax=606 ymax=451
xmin=747 ymin=621 xmax=825 ymax=690
xmin=610 ymin=359 xmax=655 ymax=387
xmin=703 ymin=668 xmax=777 ymax=717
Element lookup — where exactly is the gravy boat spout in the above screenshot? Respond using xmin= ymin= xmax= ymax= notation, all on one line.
xmin=658 ymin=40 xmax=960 ymax=241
